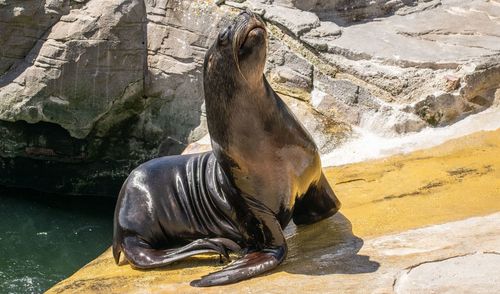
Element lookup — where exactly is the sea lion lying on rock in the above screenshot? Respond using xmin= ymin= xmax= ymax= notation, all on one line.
xmin=113 ymin=9 xmax=341 ymax=287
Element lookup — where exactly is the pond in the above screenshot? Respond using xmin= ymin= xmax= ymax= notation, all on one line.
xmin=0 ymin=187 xmax=115 ymax=294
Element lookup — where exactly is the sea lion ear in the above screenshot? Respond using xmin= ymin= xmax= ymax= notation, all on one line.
xmin=218 ymin=26 xmax=230 ymax=46
xmin=292 ymin=172 xmax=341 ymax=225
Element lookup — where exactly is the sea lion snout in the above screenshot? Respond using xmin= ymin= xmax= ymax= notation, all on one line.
xmin=247 ymin=27 xmax=265 ymax=41
xmin=236 ymin=9 xmax=266 ymax=36
xmin=236 ymin=10 xmax=267 ymax=71
xmin=240 ymin=25 xmax=266 ymax=50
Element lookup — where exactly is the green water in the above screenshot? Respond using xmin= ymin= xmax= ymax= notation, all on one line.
xmin=0 ymin=188 xmax=115 ymax=294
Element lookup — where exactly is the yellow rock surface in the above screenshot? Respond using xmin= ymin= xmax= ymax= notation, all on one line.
xmin=47 ymin=129 xmax=500 ymax=294
xmin=327 ymin=129 xmax=500 ymax=237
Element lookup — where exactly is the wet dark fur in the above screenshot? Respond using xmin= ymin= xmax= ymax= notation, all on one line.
xmin=113 ymin=10 xmax=341 ymax=287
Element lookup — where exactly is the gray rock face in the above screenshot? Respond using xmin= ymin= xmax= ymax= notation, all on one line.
xmin=266 ymin=38 xmax=314 ymax=101
xmin=1 ymin=0 xmax=499 ymax=195
xmin=292 ymin=0 xmax=442 ymax=23
xmin=1 ymin=0 xmax=145 ymax=138
xmin=0 ymin=1 xmax=86 ymax=76
xmin=312 ymin=73 xmax=426 ymax=135
xmin=0 ymin=0 xmax=225 ymax=195
xmin=251 ymin=0 xmax=500 ymax=131
xmin=264 ymin=6 xmax=320 ymax=36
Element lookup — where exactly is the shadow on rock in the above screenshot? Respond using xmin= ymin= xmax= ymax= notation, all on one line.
xmin=281 ymin=212 xmax=380 ymax=276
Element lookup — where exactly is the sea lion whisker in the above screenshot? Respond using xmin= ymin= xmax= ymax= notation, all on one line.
xmin=233 ymin=22 xmax=249 ymax=83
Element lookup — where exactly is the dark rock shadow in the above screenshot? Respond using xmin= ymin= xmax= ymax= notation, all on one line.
xmin=280 ymin=212 xmax=380 ymax=276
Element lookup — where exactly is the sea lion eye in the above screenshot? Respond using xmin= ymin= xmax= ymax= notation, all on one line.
xmin=219 ymin=27 xmax=230 ymax=45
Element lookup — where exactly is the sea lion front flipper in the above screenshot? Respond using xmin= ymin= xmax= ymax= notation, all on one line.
xmin=190 ymin=246 xmax=286 ymax=287
xmin=292 ymin=171 xmax=341 ymax=225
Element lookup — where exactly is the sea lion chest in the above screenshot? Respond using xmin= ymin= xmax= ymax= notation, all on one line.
xmin=220 ymin=95 xmax=321 ymax=220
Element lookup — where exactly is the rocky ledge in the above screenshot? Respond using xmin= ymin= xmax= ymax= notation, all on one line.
xmin=47 ymin=128 xmax=500 ymax=293
xmin=1 ymin=0 xmax=499 ymax=195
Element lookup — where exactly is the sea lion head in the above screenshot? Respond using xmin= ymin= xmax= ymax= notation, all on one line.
xmin=204 ymin=9 xmax=268 ymax=89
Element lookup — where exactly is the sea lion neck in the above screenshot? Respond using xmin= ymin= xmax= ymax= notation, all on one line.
xmin=240 ymin=74 xmax=267 ymax=98
xmin=205 ymin=75 xmax=277 ymax=150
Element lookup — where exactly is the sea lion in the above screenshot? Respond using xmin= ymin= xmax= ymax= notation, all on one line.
xmin=112 ymin=9 xmax=341 ymax=287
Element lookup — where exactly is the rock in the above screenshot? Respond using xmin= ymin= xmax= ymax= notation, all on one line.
xmin=460 ymin=57 xmax=500 ymax=107
xmin=413 ymin=57 xmax=500 ymax=127
xmin=257 ymin=0 xmax=499 ymax=139
xmin=293 ymin=0 xmax=499 ymax=129
xmin=181 ymin=134 xmax=211 ymax=155
xmin=264 ymin=6 xmax=320 ymax=36
xmin=47 ymin=128 xmax=500 ymax=293
xmin=312 ymin=73 xmax=426 ymax=135
xmin=266 ymin=37 xmax=314 ymax=101
xmin=321 ymin=105 xmax=500 ymax=167
xmin=444 ymin=75 xmax=460 ymax=92
xmin=394 ymin=253 xmax=500 ymax=293
xmin=300 ymin=21 xmax=342 ymax=51
xmin=0 ymin=0 xmax=228 ymax=195
xmin=1 ymin=0 xmax=145 ymax=139
xmin=414 ymin=93 xmax=471 ymax=126
xmin=223 ymin=1 xmax=249 ymax=9
xmin=292 ymin=0 xmax=442 ymax=23
xmin=0 ymin=0 xmax=148 ymax=195
xmin=0 ymin=1 xmax=84 ymax=76
xmin=313 ymin=0 xmax=500 ymax=70
xmin=325 ymin=128 xmax=500 ymax=236
xmin=278 ymin=95 xmax=349 ymax=153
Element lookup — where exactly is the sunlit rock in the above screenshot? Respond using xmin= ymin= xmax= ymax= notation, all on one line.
xmin=47 ymin=129 xmax=500 ymax=293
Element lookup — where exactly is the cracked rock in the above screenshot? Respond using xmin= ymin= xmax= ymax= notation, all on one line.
xmin=394 ymin=253 xmax=500 ymax=294
xmin=264 ymin=5 xmax=320 ymax=36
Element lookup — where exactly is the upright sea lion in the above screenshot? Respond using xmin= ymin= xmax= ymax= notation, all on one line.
xmin=112 ymin=9 xmax=341 ymax=287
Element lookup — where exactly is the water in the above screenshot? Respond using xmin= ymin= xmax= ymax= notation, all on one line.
xmin=0 ymin=188 xmax=115 ymax=294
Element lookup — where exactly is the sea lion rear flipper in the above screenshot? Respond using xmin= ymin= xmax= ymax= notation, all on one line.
xmin=190 ymin=246 xmax=286 ymax=287
xmin=191 ymin=209 xmax=287 ymax=287
xmin=121 ymin=236 xmax=241 ymax=269
xmin=293 ymin=171 xmax=341 ymax=225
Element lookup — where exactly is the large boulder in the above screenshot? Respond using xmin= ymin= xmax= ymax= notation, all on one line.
xmin=0 ymin=0 xmax=225 ymax=195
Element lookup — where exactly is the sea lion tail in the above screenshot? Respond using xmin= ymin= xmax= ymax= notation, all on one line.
xmin=112 ymin=211 xmax=124 ymax=265
xmin=112 ymin=234 xmax=122 ymax=265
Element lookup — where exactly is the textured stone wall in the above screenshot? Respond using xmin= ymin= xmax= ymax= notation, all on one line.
xmin=0 ymin=0 xmax=223 ymax=195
